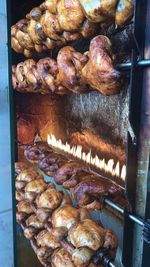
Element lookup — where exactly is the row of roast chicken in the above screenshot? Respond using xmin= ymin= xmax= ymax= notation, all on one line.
xmin=15 ymin=149 xmax=118 ymax=267
xmin=18 ymin=143 xmax=124 ymax=210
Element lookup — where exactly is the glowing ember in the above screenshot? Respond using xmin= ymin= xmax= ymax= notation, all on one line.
xmin=47 ymin=134 xmax=126 ymax=181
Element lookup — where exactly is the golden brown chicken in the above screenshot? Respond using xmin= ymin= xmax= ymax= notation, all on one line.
xmin=11 ymin=0 xmax=134 ymax=56
xmin=36 ymin=230 xmax=61 ymax=249
xmin=16 ymin=168 xmax=46 ymax=202
xmin=51 ymin=246 xmax=104 ymax=266
xmin=16 ymin=168 xmax=42 ymax=183
xmin=79 ymin=0 xmax=118 ymax=23
xmin=51 ymin=247 xmax=75 ymax=267
xmin=12 ymin=35 xmax=122 ymax=96
xmin=17 ymin=200 xmax=33 ymax=214
xmin=24 ymin=178 xmax=47 ymax=195
xmin=52 ymin=205 xmax=90 ymax=230
xmin=15 ymin=162 xmax=28 ymax=176
xmin=69 ymin=219 xmax=118 ymax=251
xmin=81 ymin=35 xmax=122 ymax=95
xmin=57 ymin=47 xmax=89 ymax=94
xmin=36 ymin=188 xmax=63 ymax=210
xmin=26 ymin=214 xmax=45 ymax=229
xmin=72 ymin=247 xmax=94 ymax=266
xmin=69 ymin=219 xmax=105 ymax=251
xmin=115 ymin=0 xmax=134 ymax=26
xmin=79 ymin=0 xmax=134 ymax=26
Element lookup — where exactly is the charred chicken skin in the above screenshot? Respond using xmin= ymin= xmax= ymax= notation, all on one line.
xmin=54 ymin=160 xmax=90 ymax=187
xmin=24 ymin=143 xmax=53 ymax=164
xmin=11 ymin=0 xmax=134 ymax=56
xmin=12 ymin=36 xmax=122 ymax=96
xmin=16 ymin=164 xmax=118 ymax=267
xmin=72 ymin=176 xmax=121 ymax=207
xmin=39 ymin=153 xmax=67 ymax=176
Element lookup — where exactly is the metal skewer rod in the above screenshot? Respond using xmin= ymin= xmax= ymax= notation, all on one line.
xmin=104 ymin=198 xmax=144 ymax=227
xmin=117 ymin=59 xmax=150 ymax=70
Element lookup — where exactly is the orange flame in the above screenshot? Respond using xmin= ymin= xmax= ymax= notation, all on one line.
xmin=47 ymin=134 xmax=126 ymax=181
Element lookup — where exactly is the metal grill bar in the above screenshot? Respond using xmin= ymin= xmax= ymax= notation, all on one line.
xmin=104 ymin=198 xmax=144 ymax=227
xmin=117 ymin=59 xmax=150 ymax=70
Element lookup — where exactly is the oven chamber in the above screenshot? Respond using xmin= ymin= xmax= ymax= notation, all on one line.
xmin=0 ymin=0 xmax=150 ymax=266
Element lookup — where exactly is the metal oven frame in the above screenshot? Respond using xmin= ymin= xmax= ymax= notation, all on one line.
xmin=0 ymin=0 xmax=150 ymax=266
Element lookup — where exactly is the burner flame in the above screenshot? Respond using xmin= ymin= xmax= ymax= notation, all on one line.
xmin=47 ymin=134 xmax=126 ymax=181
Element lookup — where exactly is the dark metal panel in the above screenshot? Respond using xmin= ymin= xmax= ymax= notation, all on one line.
xmin=122 ymin=0 xmax=150 ymax=266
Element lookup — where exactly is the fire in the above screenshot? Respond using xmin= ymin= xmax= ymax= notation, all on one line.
xmin=47 ymin=134 xmax=126 ymax=181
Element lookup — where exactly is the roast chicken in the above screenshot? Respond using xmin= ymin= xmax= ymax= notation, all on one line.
xmin=11 ymin=0 xmax=134 ymax=56
xmin=15 ymin=164 xmax=118 ymax=267
xmin=24 ymin=143 xmax=53 ymax=163
xmin=38 ymin=153 xmax=67 ymax=176
xmin=68 ymin=219 xmax=117 ymax=250
xmin=54 ymin=160 xmax=89 ymax=186
xmin=72 ymin=177 xmax=121 ymax=207
xmin=36 ymin=188 xmax=63 ymax=209
xmin=52 ymin=205 xmax=90 ymax=230
xmin=12 ymin=35 xmax=122 ymax=95
xmin=15 ymin=162 xmax=28 ymax=176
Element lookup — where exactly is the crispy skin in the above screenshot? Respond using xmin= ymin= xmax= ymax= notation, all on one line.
xmin=16 ymin=168 xmax=42 ymax=183
xmin=52 ymin=205 xmax=90 ymax=230
xmin=17 ymin=200 xmax=33 ymax=214
xmin=82 ymin=35 xmax=122 ymax=95
xmin=15 ymin=162 xmax=28 ymax=176
xmin=36 ymin=188 xmax=63 ymax=209
xmin=115 ymin=0 xmax=134 ymax=27
xmin=72 ymin=247 xmax=94 ymax=266
xmin=54 ymin=161 xmax=89 ymax=185
xmin=69 ymin=219 xmax=105 ymax=250
xmin=39 ymin=153 xmax=67 ymax=176
xmin=25 ymin=179 xmax=47 ymax=194
xmin=57 ymin=0 xmax=84 ymax=31
xmin=72 ymin=176 xmax=121 ymax=206
xmin=51 ymin=248 xmax=75 ymax=267
xmin=57 ymin=46 xmax=88 ymax=93
xmin=36 ymin=230 xmax=61 ymax=249
xmin=79 ymin=0 xmax=118 ymax=22
xmin=24 ymin=143 xmax=53 ymax=164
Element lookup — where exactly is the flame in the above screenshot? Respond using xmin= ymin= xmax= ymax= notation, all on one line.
xmin=47 ymin=134 xmax=126 ymax=181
